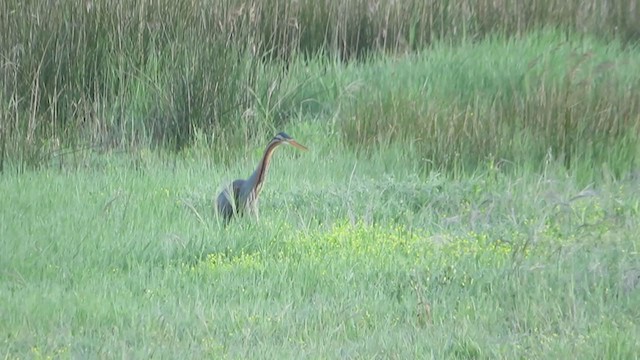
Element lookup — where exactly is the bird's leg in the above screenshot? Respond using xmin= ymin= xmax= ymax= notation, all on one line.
xmin=250 ymin=200 xmax=260 ymax=222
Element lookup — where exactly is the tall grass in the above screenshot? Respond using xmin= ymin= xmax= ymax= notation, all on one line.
xmin=1 ymin=0 xmax=262 ymax=163
xmin=339 ymin=32 xmax=640 ymax=177
xmin=1 ymin=0 xmax=639 ymax=171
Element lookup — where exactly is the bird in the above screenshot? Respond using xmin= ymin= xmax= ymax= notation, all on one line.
xmin=216 ymin=132 xmax=308 ymax=223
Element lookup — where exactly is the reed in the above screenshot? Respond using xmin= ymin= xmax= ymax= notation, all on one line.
xmin=1 ymin=0 xmax=638 ymax=170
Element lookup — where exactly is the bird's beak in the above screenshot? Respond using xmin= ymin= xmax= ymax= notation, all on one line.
xmin=287 ymin=140 xmax=308 ymax=151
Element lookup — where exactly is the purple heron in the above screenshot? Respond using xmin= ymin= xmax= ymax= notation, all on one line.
xmin=216 ymin=132 xmax=308 ymax=222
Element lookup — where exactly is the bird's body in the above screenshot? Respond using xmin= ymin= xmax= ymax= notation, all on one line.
xmin=216 ymin=132 xmax=308 ymax=223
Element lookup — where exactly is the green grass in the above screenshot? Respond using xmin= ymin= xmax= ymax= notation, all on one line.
xmin=2 ymin=0 xmax=640 ymax=167
xmin=2 ymin=118 xmax=640 ymax=358
xmin=338 ymin=31 xmax=640 ymax=174
xmin=4 ymin=29 xmax=639 ymax=177
xmin=2 ymin=5 xmax=640 ymax=357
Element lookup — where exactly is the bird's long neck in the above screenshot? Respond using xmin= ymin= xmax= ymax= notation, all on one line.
xmin=246 ymin=139 xmax=281 ymax=196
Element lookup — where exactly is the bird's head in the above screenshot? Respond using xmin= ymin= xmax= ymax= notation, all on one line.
xmin=275 ymin=132 xmax=308 ymax=151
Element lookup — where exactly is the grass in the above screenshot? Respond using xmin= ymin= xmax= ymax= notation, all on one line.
xmin=2 ymin=2 xmax=640 ymax=357
xmin=1 ymin=118 xmax=640 ymax=358
xmin=3 ymin=28 xmax=639 ymax=177
xmin=338 ymin=31 xmax=640 ymax=174
xmin=2 ymin=1 xmax=639 ymax=167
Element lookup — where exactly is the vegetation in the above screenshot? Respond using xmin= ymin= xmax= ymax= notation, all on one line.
xmin=1 ymin=0 xmax=639 ymax=169
xmin=2 ymin=136 xmax=639 ymax=358
xmin=1 ymin=0 xmax=640 ymax=358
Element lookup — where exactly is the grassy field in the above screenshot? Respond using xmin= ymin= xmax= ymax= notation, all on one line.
xmin=2 ymin=1 xmax=640 ymax=357
xmin=1 ymin=119 xmax=640 ymax=358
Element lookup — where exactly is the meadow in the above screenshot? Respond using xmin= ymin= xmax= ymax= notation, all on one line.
xmin=2 ymin=0 xmax=640 ymax=358
xmin=2 ymin=121 xmax=640 ymax=358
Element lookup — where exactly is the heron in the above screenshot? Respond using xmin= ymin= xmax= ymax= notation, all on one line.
xmin=216 ymin=132 xmax=308 ymax=223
